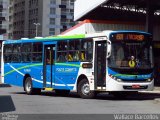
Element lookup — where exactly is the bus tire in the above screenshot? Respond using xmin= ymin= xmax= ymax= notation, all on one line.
xmin=55 ymin=89 xmax=70 ymax=96
xmin=78 ymin=79 xmax=95 ymax=99
xmin=24 ymin=77 xmax=41 ymax=95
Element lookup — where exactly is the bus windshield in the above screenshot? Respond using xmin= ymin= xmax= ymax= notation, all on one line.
xmin=108 ymin=34 xmax=153 ymax=73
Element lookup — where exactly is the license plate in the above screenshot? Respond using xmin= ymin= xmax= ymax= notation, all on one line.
xmin=132 ymin=85 xmax=140 ymax=89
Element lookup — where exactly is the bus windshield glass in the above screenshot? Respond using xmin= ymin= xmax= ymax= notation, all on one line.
xmin=108 ymin=33 xmax=153 ymax=71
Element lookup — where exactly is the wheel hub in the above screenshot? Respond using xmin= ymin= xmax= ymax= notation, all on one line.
xmin=26 ymin=81 xmax=31 ymax=92
xmin=82 ymin=83 xmax=90 ymax=95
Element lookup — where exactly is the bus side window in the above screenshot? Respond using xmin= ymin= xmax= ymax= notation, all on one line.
xmin=57 ymin=41 xmax=68 ymax=62
xmin=68 ymin=40 xmax=81 ymax=61
xmin=80 ymin=51 xmax=85 ymax=61
xmin=21 ymin=43 xmax=32 ymax=62
xmin=57 ymin=52 xmax=67 ymax=62
xmin=81 ymin=39 xmax=93 ymax=61
xmin=12 ymin=44 xmax=21 ymax=62
xmin=4 ymin=44 xmax=13 ymax=63
xmin=32 ymin=43 xmax=42 ymax=62
xmin=73 ymin=51 xmax=80 ymax=61
xmin=87 ymin=41 xmax=93 ymax=61
xmin=68 ymin=52 xmax=73 ymax=61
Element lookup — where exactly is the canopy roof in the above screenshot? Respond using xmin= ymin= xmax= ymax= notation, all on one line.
xmin=76 ymin=0 xmax=160 ymax=22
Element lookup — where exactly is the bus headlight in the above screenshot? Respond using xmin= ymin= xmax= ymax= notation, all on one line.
xmin=147 ymin=78 xmax=153 ymax=82
xmin=109 ymin=74 xmax=122 ymax=82
xmin=116 ymin=79 xmax=122 ymax=82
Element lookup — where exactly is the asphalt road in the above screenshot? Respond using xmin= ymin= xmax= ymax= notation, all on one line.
xmin=1 ymin=85 xmax=160 ymax=120
xmin=0 ymin=85 xmax=160 ymax=114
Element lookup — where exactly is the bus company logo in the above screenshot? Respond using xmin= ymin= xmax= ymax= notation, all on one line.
xmin=56 ymin=68 xmax=77 ymax=72
xmin=24 ymin=69 xmax=31 ymax=72
xmin=65 ymin=68 xmax=77 ymax=72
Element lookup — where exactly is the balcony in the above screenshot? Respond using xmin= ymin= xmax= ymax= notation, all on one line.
xmin=0 ymin=24 xmax=7 ymax=29
xmin=0 ymin=16 xmax=5 ymax=21
xmin=0 ymin=12 xmax=7 ymax=17
xmin=61 ymin=1 xmax=69 ymax=6
xmin=0 ymin=28 xmax=6 ymax=35
xmin=50 ymin=1 xmax=56 ymax=5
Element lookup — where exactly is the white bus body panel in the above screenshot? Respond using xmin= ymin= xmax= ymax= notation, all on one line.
xmin=1 ymin=42 xmax=4 ymax=83
xmin=106 ymin=76 xmax=154 ymax=91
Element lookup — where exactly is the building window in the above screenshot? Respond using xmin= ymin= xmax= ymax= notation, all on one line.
xmin=50 ymin=0 xmax=56 ymax=4
xmin=50 ymin=8 xmax=55 ymax=14
xmin=49 ymin=28 xmax=55 ymax=35
xmin=50 ymin=18 xmax=55 ymax=25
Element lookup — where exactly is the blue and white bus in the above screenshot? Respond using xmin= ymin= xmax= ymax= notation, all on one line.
xmin=1 ymin=30 xmax=154 ymax=98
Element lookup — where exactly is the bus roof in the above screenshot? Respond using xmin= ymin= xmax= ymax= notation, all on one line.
xmin=4 ymin=34 xmax=86 ymax=44
xmin=107 ymin=30 xmax=152 ymax=35
xmin=4 ymin=30 xmax=151 ymax=44
xmin=44 ymin=34 xmax=86 ymax=39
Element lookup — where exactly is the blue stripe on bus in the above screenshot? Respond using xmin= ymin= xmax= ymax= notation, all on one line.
xmin=108 ymin=67 xmax=152 ymax=80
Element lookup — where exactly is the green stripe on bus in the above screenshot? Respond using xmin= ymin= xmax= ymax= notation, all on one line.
xmin=36 ymin=34 xmax=86 ymax=40
xmin=45 ymin=34 xmax=85 ymax=39
xmin=4 ymin=63 xmax=81 ymax=76
xmin=4 ymin=63 xmax=43 ymax=76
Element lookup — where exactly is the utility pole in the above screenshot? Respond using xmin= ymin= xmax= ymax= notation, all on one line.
xmin=33 ymin=23 xmax=40 ymax=37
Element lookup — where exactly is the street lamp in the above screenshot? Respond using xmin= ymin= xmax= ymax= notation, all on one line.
xmin=33 ymin=23 xmax=40 ymax=37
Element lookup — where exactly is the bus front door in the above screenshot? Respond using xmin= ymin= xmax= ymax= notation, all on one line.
xmin=43 ymin=44 xmax=56 ymax=88
xmin=94 ymin=40 xmax=107 ymax=89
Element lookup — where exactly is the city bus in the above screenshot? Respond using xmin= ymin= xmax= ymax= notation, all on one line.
xmin=0 ymin=30 xmax=154 ymax=98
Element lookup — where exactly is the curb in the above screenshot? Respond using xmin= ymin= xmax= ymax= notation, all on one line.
xmin=139 ymin=87 xmax=160 ymax=94
xmin=140 ymin=91 xmax=160 ymax=94
xmin=154 ymin=98 xmax=160 ymax=102
xmin=0 ymin=83 xmax=12 ymax=87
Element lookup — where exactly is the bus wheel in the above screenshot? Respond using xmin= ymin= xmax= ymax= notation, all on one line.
xmin=24 ymin=77 xmax=41 ymax=95
xmin=55 ymin=90 xmax=70 ymax=96
xmin=78 ymin=79 xmax=95 ymax=99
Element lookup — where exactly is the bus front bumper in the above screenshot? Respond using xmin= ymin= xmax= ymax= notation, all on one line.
xmin=106 ymin=79 xmax=154 ymax=91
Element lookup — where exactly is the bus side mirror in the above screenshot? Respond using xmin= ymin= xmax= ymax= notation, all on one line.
xmin=107 ymin=40 xmax=111 ymax=58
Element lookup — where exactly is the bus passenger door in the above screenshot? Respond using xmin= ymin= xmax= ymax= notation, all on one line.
xmin=94 ymin=40 xmax=107 ymax=89
xmin=43 ymin=44 xmax=56 ymax=88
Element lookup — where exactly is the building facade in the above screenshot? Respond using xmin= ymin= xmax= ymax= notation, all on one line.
xmin=0 ymin=0 xmax=8 ymax=39
xmin=8 ymin=0 xmax=75 ymax=39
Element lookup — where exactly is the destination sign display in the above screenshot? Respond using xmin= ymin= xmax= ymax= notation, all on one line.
xmin=110 ymin=33 xmax=151 ymax=41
